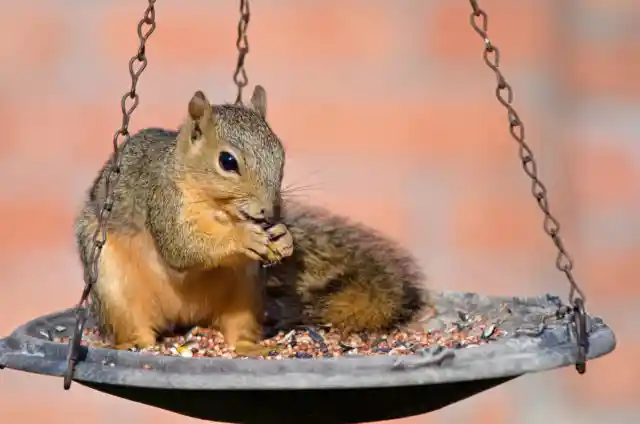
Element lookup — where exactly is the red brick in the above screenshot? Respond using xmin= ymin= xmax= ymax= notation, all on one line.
xmin=563 ymin=335 xmax=640 ymax=407
xmin=126 ymin=102 xmax=184 ymax=133
xmin=270 ymin=99 xmax=531 ymax=167
xmin=0 ymin=98 xmax=116 ymax=169
xmin=376 ymin=413 xmax=440 ymax=424
xmin=305 ymin=193 xmax=411 ymax=246
xmin=445 ymin=254 xmax=552 ymax=298
xmin=100 ymin=2 xmax=397 ymax=72
xmin=250 ymin=3 xmax=398 ymax=65
xmin=15 ymin=100 xmax=185 ymax=166
xmin=0 ymin=100 xmax=19 ymax=155
xmin=70 ymin=104 xmax=124 ymax=165
xmin=27 ymin=101 xmax=100 ymax=158
xmin=29 ymin=93 xmax=543 ymax=179
xmin=581 ymin=247 xmax=640 ymax=301
xmin=564 ymin=137 xmax=640 ymax=211
xmin=426 ymin=1 xmax=553 ymax=66
xmin=0 ymin=201 xmax=74 ymax=253
xmin=0 ymin=269 xmax=80 ymax=337
xmin=50 ymin=95 xmax=538 ymax=179
xmin=456 ymin=390 xmax=512 ymax=424
xmin=0 ymin=384 xmax=105 ymax=424
xmin=0 ymin=7 xmax=68 ymax=74
xmin=75 ymin=102 xmax=184 ymax=163
xmin=565 ymin=40 xmax=640 ymax=100
xmin=8 ymin=98 xmax=414 ymax=243
xmin=582 ymin=0 xmax=640 ymax=13
xmin=450 ymin=186 xmax=547 ymax=255
xmin=100 ymin=3 xmax=236 ymax=71
xmin=140 ymin=408 xmax=224 ymax=424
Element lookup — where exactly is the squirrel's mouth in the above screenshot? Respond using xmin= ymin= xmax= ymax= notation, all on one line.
xmin=238 ymin=210 xmax=273 ymax=229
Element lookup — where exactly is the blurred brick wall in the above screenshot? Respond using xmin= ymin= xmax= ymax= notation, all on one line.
xmin=0 ymin=1 xmax=638 ymax=423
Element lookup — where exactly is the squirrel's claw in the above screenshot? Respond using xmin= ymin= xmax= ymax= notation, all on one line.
xmin=236 ymin=222 xmax=272 ymax=260
xmin=266 ymin=223 xmax=294 ymax=261
xmin=236 ymin=221 xmax=293 ymax=266
xmin=233 ymin=340 xmax=278 ymax=358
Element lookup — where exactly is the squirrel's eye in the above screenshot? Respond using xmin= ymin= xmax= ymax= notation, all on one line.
xmin=218 ymin=151 xmax=240 ymax=174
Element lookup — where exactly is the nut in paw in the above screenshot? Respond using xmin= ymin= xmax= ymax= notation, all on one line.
xmin=263 ymin=223 xmax=294 ymax=266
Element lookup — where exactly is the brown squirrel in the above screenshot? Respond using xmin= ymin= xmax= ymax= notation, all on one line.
xmin=75 ymin=85 xmax=429 ymax=353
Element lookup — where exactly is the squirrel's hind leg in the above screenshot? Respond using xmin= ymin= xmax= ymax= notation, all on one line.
xmin=93 ymin=231 xmax=166 ymax=350
xmin=214 ymin=271 xmax=271 ymax=356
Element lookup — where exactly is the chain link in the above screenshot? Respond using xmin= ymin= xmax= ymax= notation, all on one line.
xmin=467 ymin=0 xmax=588 ymax=374
xmin=63 ymin=0 xmax=157 ymax=390
xmin=233 ymin=0 xmax=251 ymax=105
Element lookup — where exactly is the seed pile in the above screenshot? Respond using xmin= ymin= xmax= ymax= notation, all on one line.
xmin=48 ymin=312 xmax=505 ymax=360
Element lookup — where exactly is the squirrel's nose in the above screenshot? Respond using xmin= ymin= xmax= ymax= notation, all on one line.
xmin=243 ymin=203 xmax=274 ymax=222
xmin=261 ymin=205 xmax=276 ymax=221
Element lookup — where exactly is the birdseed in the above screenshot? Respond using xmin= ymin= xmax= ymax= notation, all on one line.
xmin=53 ymin=312 xmax=505 ymax=360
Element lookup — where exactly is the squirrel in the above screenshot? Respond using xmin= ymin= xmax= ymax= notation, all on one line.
xmin=74 ymin=85 xmax=429 ymax=353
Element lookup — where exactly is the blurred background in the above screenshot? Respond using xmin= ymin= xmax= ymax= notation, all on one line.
xmin=0 ymin=0 xmax=638 ymax=423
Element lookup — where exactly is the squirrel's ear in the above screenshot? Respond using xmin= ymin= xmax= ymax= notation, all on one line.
xmin=188 ymin=90 xmax=213 ymax=122
xmin=250 ymin=85 xmax=267 ymax=119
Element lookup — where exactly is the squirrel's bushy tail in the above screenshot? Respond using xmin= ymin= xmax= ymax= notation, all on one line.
xmin=266 ymin=202 xmax=429 ymax=333
xmin=317 ymin=269 xmax=426 ymax=332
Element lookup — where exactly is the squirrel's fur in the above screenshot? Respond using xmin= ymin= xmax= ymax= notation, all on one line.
xmin=75 ymin=86 xmax=428 ymax=351
xmin=264 ymin=204 xmax=427 ymax=334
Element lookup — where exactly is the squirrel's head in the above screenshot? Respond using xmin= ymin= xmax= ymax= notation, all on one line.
xmin=176 ymin=86 xmax=285 ymax=222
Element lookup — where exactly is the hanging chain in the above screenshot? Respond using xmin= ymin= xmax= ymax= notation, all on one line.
xmin=467 ymin=0 xmax=588 ymax=374
xmin=63 ymin=0 xmax=157 ymax=390
xmin=233 ymin=0 xmax=251 ymax=104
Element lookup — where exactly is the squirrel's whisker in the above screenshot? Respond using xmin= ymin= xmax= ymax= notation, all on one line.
xmin=282 ymin=184 xmax=322 ymax=195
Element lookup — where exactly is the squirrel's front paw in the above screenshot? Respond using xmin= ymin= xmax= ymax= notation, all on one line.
xmin=265 ymin=223 xmax=293 ymax=264
xmin=234 ymin=222 xmax=270 ymax=261
xmin=235 ymin=222 xmax=293 ymax=264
